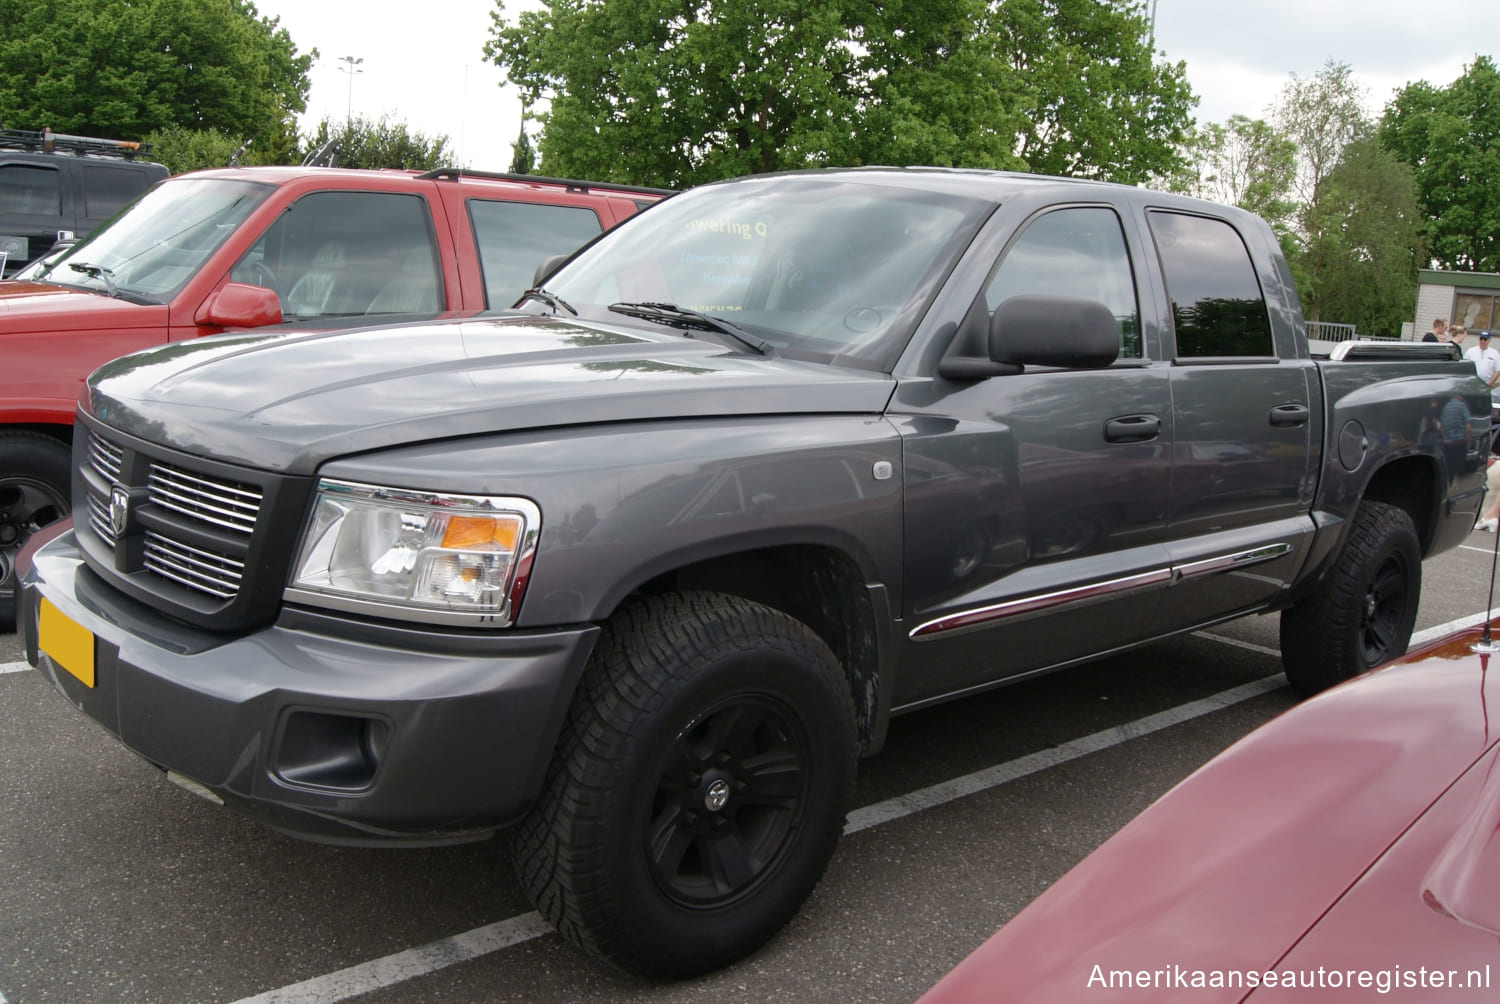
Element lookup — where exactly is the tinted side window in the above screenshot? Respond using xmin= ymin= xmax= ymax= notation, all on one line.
xmin=985 ymin=207 xmax=1142 ymax=359
xmin=1148 ymin=211 xmax=1273 ymax=358
xmin=469 ymin=199 xmax=603 ymax=308
xmin=234 ymin=191 xmax=443 ymax=318
xmin=0 ymin=164 xmax=62 ymax=215
xmin=83 ymin=165 xmax=150 ymax=220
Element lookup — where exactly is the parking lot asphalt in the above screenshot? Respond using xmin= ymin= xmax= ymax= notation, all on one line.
xmin=3 ymin=531 xmax=1499 ymax=1003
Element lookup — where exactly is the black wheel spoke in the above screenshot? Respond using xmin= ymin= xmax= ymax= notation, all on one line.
xmin=704 ymin=828 xmax=757 ymax=895
xmin=647 ymin=804 xmax=697 ymax=878
xmin=703 ymin=702 xmax=764 ymax=757
xmin=738 ymin=749 xmax=805 ymax=805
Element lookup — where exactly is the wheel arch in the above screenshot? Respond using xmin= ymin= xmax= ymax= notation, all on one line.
xmin=1359 ymin=453 xmax=1442 ymax=554
xmin=605 ymin=540 xmax=895 ymax=756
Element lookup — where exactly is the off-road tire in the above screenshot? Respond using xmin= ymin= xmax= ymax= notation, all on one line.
xmin=0 ymin=431 xmax=72 ymax=630
xmin=513 ymin=590 xmax=857 ymax=978
xmin=1280 ymin=500 xmax=1421 ymax=695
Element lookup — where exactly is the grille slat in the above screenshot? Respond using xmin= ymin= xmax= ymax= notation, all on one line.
xmin=86 ymin=495 xmax=117 ymax=546
xmin=143 ymin=533 xmax=244 ymax=599
xmin=148 ymin=464 xmax=261 ymax=535
xmin=89 ymin=433 xmax=123 ymax=483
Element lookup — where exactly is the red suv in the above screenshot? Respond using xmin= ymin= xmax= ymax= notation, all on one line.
xmin=0 ymin=166 xmax=668 ymax=625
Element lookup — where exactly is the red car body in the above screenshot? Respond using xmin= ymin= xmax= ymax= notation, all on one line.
xmin=922 ymin=624 xmax=1500 ymax=1002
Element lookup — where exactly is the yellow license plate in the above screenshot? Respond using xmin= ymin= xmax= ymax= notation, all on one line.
xmin=38 ymin=598 xmax=95 ymax=688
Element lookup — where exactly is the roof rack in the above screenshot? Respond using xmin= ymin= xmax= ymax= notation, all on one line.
xmin=417 ymin=167 xmax=673 ymax=198
xmin=0 ymin=126 xmax=154 ymax=161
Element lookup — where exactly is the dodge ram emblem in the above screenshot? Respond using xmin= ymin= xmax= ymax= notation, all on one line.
xmin=109 ymin=485 xmax=130 ymax=537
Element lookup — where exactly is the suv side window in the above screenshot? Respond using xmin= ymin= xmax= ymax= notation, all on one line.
xmin=233 ymin=191 xmax=443 ymax=318
xmin=82 ymin=164 xmax=151 ymax=222
xmin=1147 ymin=211 xmax=1274 ymax=358
xmin=0 ymin=164 xmax=62 ymax=215
xmin=468 ymin=199 xmax=603 ymax=307
xmin=984 ymin=207 xmax=1142 ymax=359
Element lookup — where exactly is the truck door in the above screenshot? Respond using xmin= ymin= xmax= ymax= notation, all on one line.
xmin=891 ymin=204 xmax=1173 ymax=706
xmin=1146 ymin=209 xmax=1317 ymax=626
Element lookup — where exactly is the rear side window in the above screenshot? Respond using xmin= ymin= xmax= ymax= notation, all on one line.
xmin=0 ymin=164 xmax=62 ymax=215
xmin=984 ymin=207 xmax=1142 ymax=359
xmin=468 ymin=199 xmax=603 ymax=308
xmin=234 ymin=191 xmax=443 ymax=319
xmin=1148 ymin=211 xmax=1274 ymax=358
xmin=82 ymin=164 xmax=150 ymax=220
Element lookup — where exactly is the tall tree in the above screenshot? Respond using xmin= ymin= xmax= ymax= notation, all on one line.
xmin=1380 ymin=55 xmax=1500 ymax=272
xmin=1164 ymin=114 xmax=1297 ymax=233
xmin=1298 ymin=136 xmax=1424 ymax=333
xmin=0 ymin=0 xmax=313 ymax=149
xmin=1271 ymin=59 xmax=1371 ymax=209
xmin=484 ymin=0 xmax=1195 ymax=188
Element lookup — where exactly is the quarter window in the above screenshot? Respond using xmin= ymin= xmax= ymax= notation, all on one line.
xmin=83 ymin=165 xmax=151 ymax=220
xmin=468 ymin=199 xmax=604 ymax=308
xmin=0 ymin=164 xmax=62 ymax=215
xmin=985 ymin=207 xmax=1142 ymax=359
xmin=1148 ymin=211 xmax=1274 ymax=358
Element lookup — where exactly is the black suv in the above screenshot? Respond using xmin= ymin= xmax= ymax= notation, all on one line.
xmin=0 ymin=127 xmax=168 ymax=276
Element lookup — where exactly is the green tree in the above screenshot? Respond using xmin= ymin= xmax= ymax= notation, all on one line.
xmin=301 ymin=115 xmax=455 ymax=171
xmin=510 ymin=110 xmax=536 ymax=174
xmin=1297 ymin=136 xmax=1424 ymax=333
xmin=484 ymin=0 xmax=1195 ymax=188
xmin=1380 ymin=55 xmax=1500 ymax=272
xmin=143 ymin=125 xmax=247 ymax=173
xmin=0 ymin=0 xmax=313 ymax=150
xmin=1164 ymin=115 xmax=1297 ymax=232
xmin=1271 ymin=59 xmax=1371 ymax=208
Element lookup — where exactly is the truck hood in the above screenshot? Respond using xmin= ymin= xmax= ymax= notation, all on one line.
xmin=0 ymin=280 xmax=160 ymax=332
xmin=85 ymin=312 xmax=897 ymax=473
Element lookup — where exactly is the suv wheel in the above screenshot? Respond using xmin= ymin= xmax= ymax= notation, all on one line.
xmin=0 ymin=432 xmax=72 ymax=629
xmin=513 ymin=591 xmax=857 ymax=977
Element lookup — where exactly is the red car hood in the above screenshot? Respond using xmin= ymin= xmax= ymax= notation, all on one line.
xmin=0 ymin=280 xmax=159 ymax=332
xmin=922 ymin=628 xmax=1500 ymax=1004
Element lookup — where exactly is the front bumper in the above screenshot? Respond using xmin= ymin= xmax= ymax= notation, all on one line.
xmin=21 ymin=530 xmax=599 ymax=847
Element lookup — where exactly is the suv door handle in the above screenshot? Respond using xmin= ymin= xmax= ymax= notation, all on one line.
xmin=1270 ymin=404 xmax=1310 ymax=427
xmin=1104 ymin=414 xmax=1161 ymax=443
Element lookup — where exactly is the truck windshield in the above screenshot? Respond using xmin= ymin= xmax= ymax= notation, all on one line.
xmin=33 ymin=177 xmax=271 ymax=302
xmin=530 ymin=176 xmax=990 ymax=369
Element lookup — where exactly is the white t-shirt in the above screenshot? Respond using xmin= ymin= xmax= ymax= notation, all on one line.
xmin=1465 ymin=344 xmax=1500 ymax=405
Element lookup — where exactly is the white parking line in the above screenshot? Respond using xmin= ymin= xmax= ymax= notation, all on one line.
xmin=228 ymin=661 xmax=1295 ymax=1003
xmin=1 ymin=660 xmax=30 ymax=675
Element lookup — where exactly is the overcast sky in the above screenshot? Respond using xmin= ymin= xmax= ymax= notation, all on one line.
xmin=255 ymin=0 xmax=1500 ymax=175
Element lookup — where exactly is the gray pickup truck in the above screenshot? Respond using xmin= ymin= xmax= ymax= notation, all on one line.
xmin=20 ymin=167 xmax=1490 ymax=977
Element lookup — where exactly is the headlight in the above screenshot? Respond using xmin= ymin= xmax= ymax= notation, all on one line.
xmin=285 ymin=480 xmax=541 ymax=626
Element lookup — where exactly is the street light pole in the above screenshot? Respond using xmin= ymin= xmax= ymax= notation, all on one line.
xmin=339 ymin=56 xmax=364 ymax=128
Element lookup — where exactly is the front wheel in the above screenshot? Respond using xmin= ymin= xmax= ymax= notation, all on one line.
xmin=0 ymin=432 xmax=73 ymax=630
xmin=1280 ymin=501 xmax=1421 ymax=695
xmin=513 ymin=591 xmax=857 ymax=977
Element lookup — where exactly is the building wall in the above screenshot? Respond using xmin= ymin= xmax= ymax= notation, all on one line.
xmin=1415 ymin=283 xmax=1456 ymax=339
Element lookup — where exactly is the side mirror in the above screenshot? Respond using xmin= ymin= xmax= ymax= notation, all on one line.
xmin=533 ymin=254 xmax=570 ymax=288
xmin=991 ymin=294 xmax=1119 ymax=369
xmin=195 ymin=282 xmax=283 ymax=329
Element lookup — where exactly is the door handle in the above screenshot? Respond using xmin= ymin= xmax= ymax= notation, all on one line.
xmin=1270 ymin=404 xmax=1310 ymax=427
xmin=1104 ymin=414 xmax=1162 ymax=443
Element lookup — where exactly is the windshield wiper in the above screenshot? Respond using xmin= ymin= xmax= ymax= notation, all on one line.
xmin=608 ymin=301 xmax=773 ymax=355
xmin=66 ymin=261 xmax=120 ymax=298
xmin=517 ymin=287 xmax=577 ymax=315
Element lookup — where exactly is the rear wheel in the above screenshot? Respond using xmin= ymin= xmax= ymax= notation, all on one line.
xmin=1280 ymin=501 xmax=1420 ymax=695
xmin=513 ymin=591 xmax=857 ymax=977
xmin=0 ymin=432 xmax=72 ymax=630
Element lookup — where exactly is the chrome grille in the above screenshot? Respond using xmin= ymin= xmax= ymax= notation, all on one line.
xmin=147 ymin=463 xmax=262 ymax=535
xmin=89 ymin=431 xmax=123 ymax=483
xmin=143 ymin=532 xmax=245 ymax=599
xmin=86 ymin=494 xmax=117 ymax=546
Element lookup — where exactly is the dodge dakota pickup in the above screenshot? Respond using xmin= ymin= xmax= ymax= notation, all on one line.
xmin=20 ymin=167 xmax=1490 ymax=977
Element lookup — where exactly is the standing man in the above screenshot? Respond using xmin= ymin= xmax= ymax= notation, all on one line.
xmin=1424 ymin=317 xmax=1447 ymax=342
xmin=1467 ymin=330 xmax=1500 ymax=409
